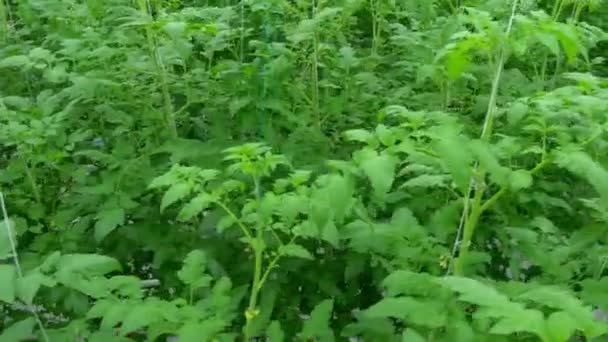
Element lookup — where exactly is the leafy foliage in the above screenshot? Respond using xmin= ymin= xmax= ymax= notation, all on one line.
xmin=1 ymin=0 xmax=608 ymax=341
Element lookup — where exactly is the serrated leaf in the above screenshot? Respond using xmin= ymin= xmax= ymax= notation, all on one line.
xmin=0 ymin=55 xmax=30 ymax=68
xmin=359 ymin=151 xmax=398 ymax=198
xmin=267 ymin=320 xmax=284 ymax=341
xmin=120 ymin=303 xmax=162 ymax=336
xmin=507 ymin=102 xmax=528 ymax=126
xmin=435 ymin=129 xmax=472 ymax=193
xmin=0 ymin=264 xmax=16 ymax=303
xmin=16 ymin=272 xmax=55 ymax=304
xmin=164 ymin=21 xmax=187 ymax=39
xmin=300 ymin=299 xmax=334 ymax=340
xmin=401 ymin=329 xmax=425 ymax=342
xmin=279 ymin=243 xmax=314 ymax=260
xmin=177 ymin=193 xmax=213 ymax=221
xmin=364 ymin=297 xmax=446 ymax=328
xmin=149 ymin=170 xmax=178 ymax=189
xmin=177 ymin=250 xmax=211 ymax=289
xmin=56 ymin=254 xmax=121 ymax=276
xmin=402 ymin=174 xmax=449 ymax=188
xmin=509 ymin=170 xmax=533 ymax=191
xmin=95 ymin=207 xmax=125 ymax=241
xmin=178 ymin=319 xmax=226 ymax=342
xmin=437 ymin=276 xmax=511 ymax=307
xmin=344 ymin=129 xmax=374 ymax=143
xmin=489 ymin=309 xmax=547 ymax=338
xmin=546 ymin=311 xmax=578 ymax=342
xmin=160 ymin=183 xmax=192 ymax=212
xmin=0 ymin=318 xmax=36 ymax=342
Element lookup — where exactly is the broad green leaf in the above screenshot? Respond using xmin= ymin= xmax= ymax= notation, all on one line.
xmin=507 ymin=102 xmax=528 ymax=126
xmin=279 ymin=243 xmax=314 ymax=260
xmin=267 ymin=320 xmax=285 ymax=342
xmin=344 ymin=129 xmax=374 ymax=143
xmin=164 ymin=21 xmax=187 ymax=39
xmin=300 ymin=299 xmax=335 ymax=341
xmin=177 ymin=193 xmax=213 ymax=221
xmin=401 ymin=329 xmax=426 ymax=342
xmin=554 ymin=150 xmax=608 ymax=205
xmin=149 ymin=170 xmax=178 ymax=189
xmin=359 ymin=151 xmax=398 ymax=198
xmin=509 ymin=170 xmax=533 ymax=191
xmin=178 ymin=319 xmax=226 ymax=342
xmin=0 ymin=55 xmax=30 ymax=68
xmin=489 ymin=309 xmax=547 ymax=339
xmin=382 ymin=270 xmax=438 ymax=297
xmin=401 ymin=174 xmax=449 ymax=188
xmin=0 ymin=264 xmax=16 ymax=303
xmin=437 ymin=276 xmax=511 ymax=307
xmin=56 ymin=254 xmax=121 ymax=276
xmin=95 ymin=207 xmax=126 ymax=241
xmin=177 ymin=250 xmax=212 ymax=289
xmin=120 ymin=303 xmax=162 ymax=336
xmin=161 ymin=183 xmax=192 ymax=212
xmin=364 ymin=297 xmax=446 ymax=328
xmin=0 ymin=318 xmax=36 ymax=342
xmin=546 ymin=311 xmax=578 ymax=342
xmin=435 ymin=130 xmax=472 ymax=193
xmin=16 ymin=272 xmax=55 ymax=304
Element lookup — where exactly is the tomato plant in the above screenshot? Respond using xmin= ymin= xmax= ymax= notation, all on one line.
xmin=1 ymin=0 xmax=608 ymax=341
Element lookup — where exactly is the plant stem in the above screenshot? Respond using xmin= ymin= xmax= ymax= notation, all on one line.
xmin=137 ymin=0 xmax=177 ymax=137
xmin=451 ymin=0 xmax=519 ymax=276
xmin=311 ymin=0 xmax=321 ymax=130
xmin=23 ymin=161 xmax=41 ymax=204
xmin=239 ymin=0 xmax=245 ymax=62
xmin=244 ymin=176 xmax=264 ymax=340
xmin=1 ymin=193 xmax=50 ymax=342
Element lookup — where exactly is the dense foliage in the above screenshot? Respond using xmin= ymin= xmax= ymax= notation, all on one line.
xmin=1 ymin=0 xmax=608 ymax=341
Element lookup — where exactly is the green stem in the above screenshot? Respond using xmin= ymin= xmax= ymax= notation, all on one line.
xmin=453 ymin=173 xmax=485 ymax=276
xmin=451 ymin=0 xmax=519 ymax=276
xmin=214 ymin=201 xmax=254 ymax=242
xmin=23 ymin=161 xmax=41 ymax=205
xmin=239 ymin=0 xmax=245 ymax=62
xmin=244 ymin=176 xmax=264 ymax=340
xmin=311 ymin=0 xmax=320 ymax=130
xmin=370 ymin=0 xmax=378 ymax=55
xmin=136 ymin=0 xmax=177 ymax=137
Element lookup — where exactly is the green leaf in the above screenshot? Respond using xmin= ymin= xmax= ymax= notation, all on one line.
xmin=120 ymin=303 xmax=162 ymax=336
xmin=401 ymin=329 xmax=426 ymax=342
xmin=489 ymin=309 xmax=547 ymax=339
xmin=401 ymin=174 xmax=449 ymax=188
xmin=16 ymin=272 xmax=55 ymax=304
xmin=164 ymin=21 xmax=187 ymax=39
xmin=95 ymin=207 xmax=126 ymax=242
xmin=344 ymin=129 xmax=374 ymax=143
xmin=161 ymin=183 xmax=192 ymax=212
xmin=178 ymin=319 xmax=226 ymax=342
xmin=546 ymin=311 xmax=578 ymax=342
xmin=0 ymin=55 xmax=30 ymax=68
xmin=267 ymin=321 xmax=284 ymax=342
xmin=279 ymin=243 xmax=314 ymax=260
xmin=364 ymin=297 xmax=446 ymax=328
xmin=359 ymin=150 xmax=398 ymax=198
xmin=177 ymin=193 xmax=213 ymax=221
xmin=437 ymin=276 xmax=511 ymax=307
xmin=0 ymin=318 xmax=36 ymax=342
xmin=56 ymin=254 xmax=122 ymax=276
xmin=435 ymin=129 xmax=472 ymax=193
xmin=177 ymin=250 xmax=212 ymax=289
xmin=300 ymin=299 xmax=335 ymax=341
xmin=0 ymin=264 xmax=16 ymax=303
xmin=509 ymin=170 xmax=533 ymax=191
